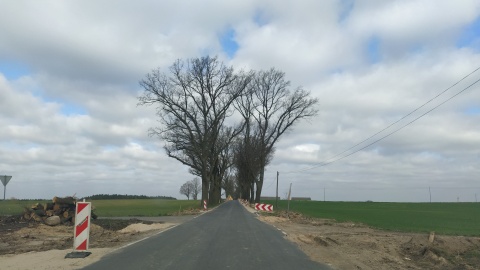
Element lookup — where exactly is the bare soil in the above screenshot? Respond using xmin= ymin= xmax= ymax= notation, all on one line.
xmin=0 ymin=214 xmax=176 ymax=270
xmin=0 ymin=215 xmax=172 ymax=256
xmin=258 ymin=211 xmax=480 ymax=270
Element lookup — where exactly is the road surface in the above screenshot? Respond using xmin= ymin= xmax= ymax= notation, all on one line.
xmin=82 ymin=200 xmax=330 ymax=270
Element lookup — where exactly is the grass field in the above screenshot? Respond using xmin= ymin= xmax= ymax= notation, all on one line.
xmin=0 ymin=199 xmax=201 ymax=217
xmin=3 ymin=199 xmax=479 ymax=236
xmin=263 ymin=200 xmax=480 ymax=236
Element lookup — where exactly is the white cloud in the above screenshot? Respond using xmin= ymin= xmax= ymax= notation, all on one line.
xmin=0 ymin=0 xmax=479 ymax=201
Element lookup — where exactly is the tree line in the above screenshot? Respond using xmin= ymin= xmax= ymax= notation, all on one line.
xmin=139 ymin=56 xmax=318 ymax=205
xmin=84 ymin=194 xmax=176 ymax=200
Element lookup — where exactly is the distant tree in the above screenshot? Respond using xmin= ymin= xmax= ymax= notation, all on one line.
xmin=222 ymin=170 xmax=237 ymax=199
xmin=190 ymin=177 xmax=201 ymax=200
xmin=84 ymin=194 xmax=176 ymax=200
xmin=180 ymin=182 xmax=192 ymax=200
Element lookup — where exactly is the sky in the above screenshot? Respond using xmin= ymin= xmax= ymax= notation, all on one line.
xmin=1 ymin=0 xmax=479 ymax=202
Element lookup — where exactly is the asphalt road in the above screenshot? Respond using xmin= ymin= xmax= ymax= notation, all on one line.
xmin=82 ymin=200 xmax=330 ymax=270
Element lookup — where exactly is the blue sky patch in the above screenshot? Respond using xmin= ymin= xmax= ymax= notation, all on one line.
xmin=338 ymin=0 xmax=354 ymax=23
xmin=40 ymin=95 xmax=87 ymax=116
xmin=0 ymin=60 xmax=30 ymax=80
xmin=457 ymin=16 xmax=480 ymax=49
xmin=61 ymin=102 xmax=87 ymax=116
xmin=253 ymin=9 xmax=269 ymax=27
xmin=219 ymin=28 xmax=239 ymax=58
xmin=367 ymin=36 xmax=381 ymax=63
xmin=465 ymin=106 xmax=480 ymax=115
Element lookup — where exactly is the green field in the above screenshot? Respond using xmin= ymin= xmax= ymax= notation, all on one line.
xmin=0 ymin=199 xmax=201 ymax=217
xmin=264 ymin=200 xmax=480 ymax=236
xmin=3 ymin=199 xmax=479 ymax=236
xmin=91 ymin=199 xmax=200 ymax=216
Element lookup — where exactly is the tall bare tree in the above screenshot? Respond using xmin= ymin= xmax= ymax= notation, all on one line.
xmin=139 ymin=56 xmax=252 ymax=205
xmin=237 ymin=68 xmax=319 ymax=203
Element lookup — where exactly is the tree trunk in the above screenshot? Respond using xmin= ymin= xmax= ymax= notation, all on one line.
xmin=250 ymin=181 xmax=255 ymax=203
xmin=254 ymin=169 xmax=265 ymax=203
xmin=201 ymin=175 xmax=209 ymax=207
xmin=255 ymin=178 xmax=263 ymax=203
xmin=209 ymin=174 xmax=222 ymax=205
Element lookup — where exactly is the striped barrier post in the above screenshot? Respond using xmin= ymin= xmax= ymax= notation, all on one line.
xmin=255 ymin=203 xmax=273 ymax=211
xmin=66 ymin=201 xmax=92 ymax=258
xmin=203 ymin=200 xmax=207 ymax=211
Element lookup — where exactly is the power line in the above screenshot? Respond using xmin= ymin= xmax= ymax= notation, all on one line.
xmin=283 ymin=67 xmax=480 ymax=174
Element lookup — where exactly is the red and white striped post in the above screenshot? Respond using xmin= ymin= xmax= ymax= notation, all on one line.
xmin=203 ymin=200 xmax=207 ymax=211
xmin=66 ymin=201 xmax=92 ymax=258
xmin=73 ymin=202 xmax=91 ymax=251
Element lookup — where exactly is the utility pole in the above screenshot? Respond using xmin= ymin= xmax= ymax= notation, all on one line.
xmin=275 ymin=171 xmax=279 ymax=210
xmin=324 ymin=187 xmax=325 ymax=202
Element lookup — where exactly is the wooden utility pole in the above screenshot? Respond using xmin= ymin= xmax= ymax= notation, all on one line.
xmin=275 ymin=171 xmax=279 ymax=210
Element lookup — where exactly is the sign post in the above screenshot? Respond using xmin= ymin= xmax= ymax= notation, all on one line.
xmin=287 ymin=183 xmax=292 ymax=219
xmin=0 ymin=175 xmax=12 ymax=200
xmin=65 ymin=201 xmax=92 ymax=258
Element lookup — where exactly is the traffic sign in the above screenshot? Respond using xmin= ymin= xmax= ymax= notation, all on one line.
xmin=1 ymin=175 xmax=12 ymax=186
xmin=255 ymin=203 xmax=273 ymax=211
xmin=1 ymin=175 xmax=12 ymax=200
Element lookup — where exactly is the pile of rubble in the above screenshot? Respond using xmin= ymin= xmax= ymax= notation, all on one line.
xmin=22 ymin=196 xmax=97 ymax=226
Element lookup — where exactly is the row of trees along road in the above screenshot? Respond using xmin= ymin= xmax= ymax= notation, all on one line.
xmin=139 ymin=56 xmax=318 ymax=205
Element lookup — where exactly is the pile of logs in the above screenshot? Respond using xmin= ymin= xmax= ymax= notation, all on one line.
xmin=22 ymin=196 xmax=97 ymax=226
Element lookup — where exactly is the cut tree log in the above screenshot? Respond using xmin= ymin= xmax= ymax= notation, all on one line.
xmin=23 ymin=207 xmax=32 ymax=220
xmin=20 ymin=196 xmax=98 ymax=225
xmin=44 ymin=203 xmax=54 ymax=211
xmin=31 ymin=203 xmax=44 ymax=210
xmin=53 ymin=196 xmax=76 ymax=205
xmin=34 ymin=209 xmax=46 ymax=217
xmin=30 ymin=212 xmax=43 ymax=222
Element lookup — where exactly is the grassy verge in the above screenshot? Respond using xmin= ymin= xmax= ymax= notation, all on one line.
xmin=263 ymin=200 xmax=480 ymax=236
xmin=0 ymin=199 xmax=201 ymax=217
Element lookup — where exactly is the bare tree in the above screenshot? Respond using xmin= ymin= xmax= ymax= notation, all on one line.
xmin=190 ymin=177 xmax=201 ymax=200
xmin=180 ymin=182 xmax=192 ymax=200
xmin=237 ymin=68 xmax=319 ymax=203
xmin=139 ymin=56 xmax=252 ymax=205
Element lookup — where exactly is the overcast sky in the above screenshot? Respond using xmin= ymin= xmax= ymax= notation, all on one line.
xmin=1 ymin=0 xmax=479 ymax=202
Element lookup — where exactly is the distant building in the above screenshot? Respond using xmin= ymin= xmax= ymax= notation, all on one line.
xmin=261 ymin=196 xmax=280 ymax=200
xmin=291 ymin=197 xmax=311 ymax=201
xmin=260 ymin=196 xmax=311 ymax=201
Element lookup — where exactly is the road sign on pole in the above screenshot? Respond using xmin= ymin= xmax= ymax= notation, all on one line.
xmin=0 ymin=175 xmax=12 ymax=200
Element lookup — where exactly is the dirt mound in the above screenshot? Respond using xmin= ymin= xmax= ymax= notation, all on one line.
xmin=258 ymin=211 xmax=480 ymax=270
xmin=401 ymin=234 xmax=480 ymax=270
xmin=0 ymin=216 xmax=170 ymax=256
xmin=91 ymin=218 xmax=158 ymax=231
